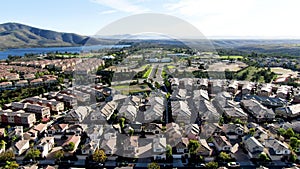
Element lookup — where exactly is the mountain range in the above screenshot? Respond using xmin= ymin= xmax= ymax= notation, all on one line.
xmin=1 ymin=22 xmax=300 ymax=56
xmin=0 ymin=22 xmax=114 ymax=49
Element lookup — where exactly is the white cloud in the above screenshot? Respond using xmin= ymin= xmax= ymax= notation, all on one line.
xmin=99 ymin=10 xmax=117 ymax=15
xmin=91 ymin=0 xmax=148 ymax=13
xmin=164 ymin=0 xmax=300 ymax=37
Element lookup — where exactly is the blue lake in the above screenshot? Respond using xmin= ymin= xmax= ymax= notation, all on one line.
xmin=0 ymin=45 xmax=130 ymax=60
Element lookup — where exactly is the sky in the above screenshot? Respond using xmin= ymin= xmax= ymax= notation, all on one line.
xmin=1 ymin=0 xmax=300 ymax=38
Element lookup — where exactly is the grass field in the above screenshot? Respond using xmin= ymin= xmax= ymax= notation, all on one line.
xmin=167 ymin=65 xmax=175 ymax=69
xmin=220 ymin=55 xmax=244 ymax=59
xmin=112 ymin=84 xmax=151 ymax=95
xmin=142 ymin=66 xmax=153 ymax=78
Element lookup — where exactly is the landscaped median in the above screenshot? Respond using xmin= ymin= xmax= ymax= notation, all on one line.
xmin=142 ymin=66 xmax=153 ymax=78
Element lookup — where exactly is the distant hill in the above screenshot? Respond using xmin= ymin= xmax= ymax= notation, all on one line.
xmin=0 ymin=22 xmax=111 ymax=49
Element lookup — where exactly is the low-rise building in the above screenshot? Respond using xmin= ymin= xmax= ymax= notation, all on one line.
xmin=241 ymin=99 xmax=275 ymax=122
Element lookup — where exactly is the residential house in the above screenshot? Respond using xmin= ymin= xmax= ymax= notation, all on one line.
xmin=143 ymin=123 xmax=162 ymax=134
xmin=26 ymin=104 xmax=50 ymax=119
xmin=275 ymin=104 xmax=300 ymax=118
xmin=197 ymin=139 xmax=213 ymax=157
xmin=240 ymin=99 xmax=275 ymax=122
xmin=208 ymin=79 xmax=225 ymax=96
xmin=143 ymin=96 xmax=165 ymax=123
xmin=184 ymin=124 xmax=200 ymax=140
xmin=227 ymin=81 xmax=239 ymax=94
xmin=47 ymin=124 xmax=68 ymax=136
xmin=276 ymin=85 xmax=291 ymax=99
xmin=0 ymin=82 xmax=12 ymax=89
xmin=0 ymin=111 xmax=36 ymax=127
xmin=81 ymin=140 xmax=99 ymax=155
xmin=258 ymin=84 xmax=273 ymax=97
xmin=293 ymin=87 xmax=300 ymax=103
xmin=152 ymin=135 xmax=167 ymax=160
xmin=242 ymin=82 xmax=255 ymax=95
xmin=64 ymin=106 xmax=91 ymax=123
xmin=263 ymin=138 xmax=290 ymax=160
xmin=23 ymin=129 xmax=38 ymax=141
xmin=171 ymin=101 xmax=192 ymax=124
xmin=253 ymin=126 xmax=270 ymax=142
xmin=222 ymin=124 xmax=245 ymax=140
xmin=243 ymin=136 xmax=264 ymax=158
xmin=223 ymin=107 xmax=248 ymax=122
xmin=174 ymin=137 xmax=189 ymax=154
xmin=170 ymin=89 xmax=188 ymax=101
xmin=122 ymin=136 xmax=139 ymax=158
xmin=193 ymin=89 xmax=210 ymax=101
xmin=35 ymin=137 xmax=55 ymax=158
xmin=15 ymin=80 xmax=29 ymax=88
xmin=165 ymin=123 xmax=183 ymax=147
xmin=198 ymin=100 xmax=219 ymax=123
xmin=197 ymin=78 xmax=209 ymax=90
xmin=33 ymin=123 xmax=48 ymax=135
xmin=119 ymin=102 xmax=137 ymax=123
xmin=30 ymin=78 xmax=44 ymax=86
xmin=212 ymin=135 xmax=232 ymax=152
xmin=101 ymin=128 xmax=117 ymax=156
xmin=65 ymin=124 xmax=83 ymax=136
xmin=100 ymin=101 xmax=117 ymax=121
xmin=13 ymin=139 xmax=30 ymax=156
xmin=62 ymin=135 xmax=81 ymax=153
xmin=200 ymin=123 xmax=222 ymax=139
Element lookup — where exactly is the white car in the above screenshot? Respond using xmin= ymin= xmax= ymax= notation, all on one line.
xmin=227 ymin=162 xmax=240 ymax=168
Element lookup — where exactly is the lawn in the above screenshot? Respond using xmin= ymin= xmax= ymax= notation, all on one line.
xmin=167 ymin=65 xmax=175 ymax=69
xmin=142 ymin=66 xmax=153 ymax=78
xmin=220 ymin=55 xmax=244 ymax=59
xmin=112 ymin=84 xmax=151 ymax=95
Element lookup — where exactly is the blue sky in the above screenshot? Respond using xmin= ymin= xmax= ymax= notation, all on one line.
xmin=1 ymin=0 xmax=300 ymax=38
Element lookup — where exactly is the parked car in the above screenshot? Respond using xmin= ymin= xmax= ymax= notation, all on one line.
xmin=227 ymin=162 xmax=240 ymax=168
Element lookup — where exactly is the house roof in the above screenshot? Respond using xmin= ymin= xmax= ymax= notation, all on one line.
xmin=198 ymin=139 xmax=211 ymax=152
xmin=153 ymin=136 xmax=167 ymax=152
xmin=15 ymin=139 xmax=29 ymax=150
xmin=244 ymin=137 xmax=264 ymax=153
xmin=213 ymin=135 xmax=232 ymax=147
xmin=33 ymin=123 xmax=47 ymax=132
xmin=264 ymin=138 xmax=289 ymax=153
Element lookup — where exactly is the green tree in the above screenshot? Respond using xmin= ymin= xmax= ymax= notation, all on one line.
xmin=289 ymin=153 xmax=297 ymax=163
xmin=166 ymin=145 xmax=172 ymax=159
xmin=147 ymin=162 xmax=160 ymax=169
xmin=218 ymin=152 xmax=232 ymax=162
xmin=2 ymin=161 xmax=19 ymax=169
xmin=129 ymin=129 xmax=134 ymax=136
xmin=66 ymin=142 xmax=75 ymax=151
xmin=92 ymin=149 xmax=107 ymax=163
xmin=0 ymin=151 xmax=15 ymax=162
xmin=119 ymin=117 xmax=125 ymax=129
xmin=258 ymin=153 xmax=270 ymax=162
xmin=188 ymin=140 xmax=200 ymax=155
xmin=25 ymin=148 xmax=41 ymax=161
xmin=0 ymin=140 xmax=6 ymax=150
xmin=54 ymin=150 xmax=64 ymax=161
xmin=205 ymin=161 xmax=218 ymax=169
xmin=249 ymin=128 xmax=255 ymax=136
xmin=290 ymin=137 xmax=300 ymax=150
xmin=285 ymin=128 xmax=295 ymax=138
xmin=277 ymin=128 xmax=286 ymax=136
